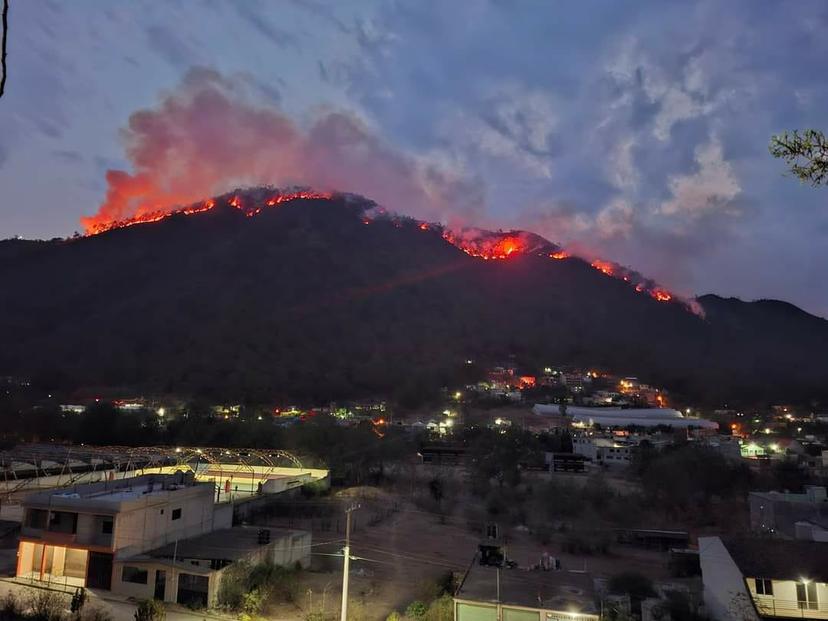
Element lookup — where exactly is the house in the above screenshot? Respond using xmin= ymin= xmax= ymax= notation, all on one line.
xmin=15 ymin=472 xmax=309 ymax=607
xmin=749 ymin=486 xmax=828 ymax=538
xmin=454 ymin=562 xmax=599 ymax=621
xmin=111 ymin=526 xmax=310 ymax=608
xmin=699 ymin=536 xmax=828 ymax=621
xmin=571 ymin=435 xmax=636 ymax=467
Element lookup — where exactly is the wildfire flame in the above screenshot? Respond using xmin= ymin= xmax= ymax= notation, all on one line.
xmin=81 ymin=186 xmax=681 ymax=307
xmin=83 ymin=189 xmax=333 ymax=236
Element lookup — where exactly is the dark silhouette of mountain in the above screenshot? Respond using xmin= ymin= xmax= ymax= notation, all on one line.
xmin=1 ymin=191 xmax=826 ymax=405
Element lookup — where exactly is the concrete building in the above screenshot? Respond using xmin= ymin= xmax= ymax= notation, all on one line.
xmin=15 ymin=472 xmax=310 ymax=607
xmin=454 ymin=564 xmax=599 ymax=621
xmin=749 ymin=486 xmax=828 ymax=538
xmin=111 ymin=526 xmax=310 ymax=608
xmin=699 ymin=536 xmax=828 ymax=621
xmin=17 ymin=472 xmax=227 ymax=589
xmin=572 ymin=435 xmax=636 ymax=467
xmin=532 ymin=404 xmax=718 ymax=430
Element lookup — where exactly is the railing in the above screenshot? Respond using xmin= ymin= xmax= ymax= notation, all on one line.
xmin=754 ymin=597 xmax=828 ymax=619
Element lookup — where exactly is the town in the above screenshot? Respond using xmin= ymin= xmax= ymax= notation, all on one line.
xmin=3 ymin=2 xmax=828 ymax=621
xmin=0 ymin=361 xmax=826 ymax=621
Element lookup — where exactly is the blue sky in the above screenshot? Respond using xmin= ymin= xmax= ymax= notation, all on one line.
xmin=1 ymin=1 xmax=828 ymax=315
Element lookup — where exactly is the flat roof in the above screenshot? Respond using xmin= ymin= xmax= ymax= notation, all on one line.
xmin=722 ymin=537 xmax=828 ymax=583
xmin=456 ymin=564 xmax=597 ymax=613
xmin=24 ymin=473 xmax=210 ymax=511
xmin=145 ymin=526 xmax=308 ymax=562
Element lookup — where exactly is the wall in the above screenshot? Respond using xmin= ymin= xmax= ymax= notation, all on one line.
xmin=698 ymin=537 xmax=759 ymax=621
xmin=113 ymin=486 xmax=216 ymax=558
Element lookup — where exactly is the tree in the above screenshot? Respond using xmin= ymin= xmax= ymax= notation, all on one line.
xmin=770 ymin=129 xmax=828 ymax=186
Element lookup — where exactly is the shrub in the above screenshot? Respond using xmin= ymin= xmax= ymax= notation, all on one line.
xmin=27 ymin=589 xmax=68 ymax=621
xmin=424 ymin=595 xmax=453 ymax=621
xmin=0 ymin=592 xmax=22 ymax=621
xmin=241 ymin=589 xmax=263 ymax=616
xmin=133 ymin=599 xmax=165 ymax=621
xmin=385 ymin=612 xmax=402 ymax=621
xmin=405 ymin=601 xmax=427 ymax=620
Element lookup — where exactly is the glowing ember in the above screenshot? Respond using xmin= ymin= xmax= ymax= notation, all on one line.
xmin=82 ymin=185 xmax=682 ymax=309
xmin=83 ymin=189 xmax=334 ymax=236
xmin=591 ymin=260 xmax=615 ymax=276
xmin=651 ymin=289 xmax=672 ymax=302
xmin=441 ymin=229 xmax=541 ymax=260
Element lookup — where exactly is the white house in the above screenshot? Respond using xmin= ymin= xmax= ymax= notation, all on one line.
xmin=699 ymin=536 xmax=828 ymax=621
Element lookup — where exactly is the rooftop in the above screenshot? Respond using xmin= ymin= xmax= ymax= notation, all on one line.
xmin=24 ymin=473 xmax=209 ymax=510
xmin=144 ymin=526 xmax=307 ymax=562
xmin=722 ymin=538 xmax=828 ymax=582
xmin=456 ymin=564 xmax=597 ymax=613
xmin=750 ymin=486 xmax=827 ymax=504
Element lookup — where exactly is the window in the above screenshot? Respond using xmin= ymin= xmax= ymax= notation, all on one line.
xmin=796 ymin=581 xmax=818 ymax=610
xmin=755 ymin=579 xmax=773 ymax=596
xmin=122 ymin=566 xmax=148 ymax=584
xmin=100 ymin=517 xmax=113 ymax=535
xmin=171 ymin=508 xmax=182 ymax=521
xmin=26 ymin=509 xmax=48 ymax=529
xmin=48 ymin=511 xmax=78 ymax=534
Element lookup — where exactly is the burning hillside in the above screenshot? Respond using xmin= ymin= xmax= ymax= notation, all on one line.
xmin=80 ymin=186 xmax=684 ymax=307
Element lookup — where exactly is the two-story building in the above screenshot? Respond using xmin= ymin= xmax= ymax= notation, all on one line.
xmin=16 ymin=472 xmax=310 ymax=607
xmin=699 ymin=536 xmax=828 ymax=621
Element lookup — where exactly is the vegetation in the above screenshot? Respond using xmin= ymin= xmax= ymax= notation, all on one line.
xmin=133 ymin=601 xmax=164 ymax=621
xmin=216 ymin=560 xmax=299 ymax=615
xmin=770 ymin=129 xmax=828 ymax=186
xmin=2 ymin=193 xmax=828 ymax=406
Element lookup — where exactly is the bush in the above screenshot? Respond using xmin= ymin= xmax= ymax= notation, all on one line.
xmin=424 ymin=595 xmax=453 ymax=621
xmin=385 ymin=612 xmax=402 ymax=621
xmin=0 ymin=592 xmax=22 ymax=621
xmin=133 ymin=600 xmax=165 ymax=621
xmin=241 ymin=589 xmax=263 ymax=616
xmin=27 ymin=589 xmax=68 ymax=621
xmin=405 ymin=601 xmax=427 ymax=620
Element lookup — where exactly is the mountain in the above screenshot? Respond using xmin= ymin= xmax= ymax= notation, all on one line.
xmin=1 ymin=190 xmax=827 ymax=405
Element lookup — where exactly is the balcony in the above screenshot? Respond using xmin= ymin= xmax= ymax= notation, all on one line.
xmin=754 ymin=597 xmax=828 ymax=620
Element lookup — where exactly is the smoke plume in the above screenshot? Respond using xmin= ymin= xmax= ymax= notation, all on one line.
xmin=81 ymin=68 xmax=484 ymax=233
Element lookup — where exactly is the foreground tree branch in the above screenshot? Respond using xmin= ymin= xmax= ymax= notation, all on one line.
xmin=770 ymin=129 xmax=828 ymax=186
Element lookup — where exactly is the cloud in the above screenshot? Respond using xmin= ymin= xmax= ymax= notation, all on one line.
xmin=81 ymin=67 xmax=485 ymax=232
xmin=441 ymin=84 xmax=557 ymax=178
xmin=660 ymin=136 xmax=741 ymax=218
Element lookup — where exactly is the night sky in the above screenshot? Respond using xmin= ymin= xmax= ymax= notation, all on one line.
xmin=1 ymin=1 xmax=827 ymax=315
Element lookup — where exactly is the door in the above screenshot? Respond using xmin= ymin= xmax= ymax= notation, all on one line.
xmin=85 ymin=552 xmax=113 ymax=590
xmin=154 ymin=570 xmax=166 ymax=600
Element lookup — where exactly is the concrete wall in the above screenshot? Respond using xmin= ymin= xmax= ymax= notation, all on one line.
xmin=698 ymin=536 xmax=759 ymax=621
xmin=114 ymin=485 xmax=217 ymax=558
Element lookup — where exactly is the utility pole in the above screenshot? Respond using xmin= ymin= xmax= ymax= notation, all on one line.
xmin=340 ymin=504 xmax=359 ymax=621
